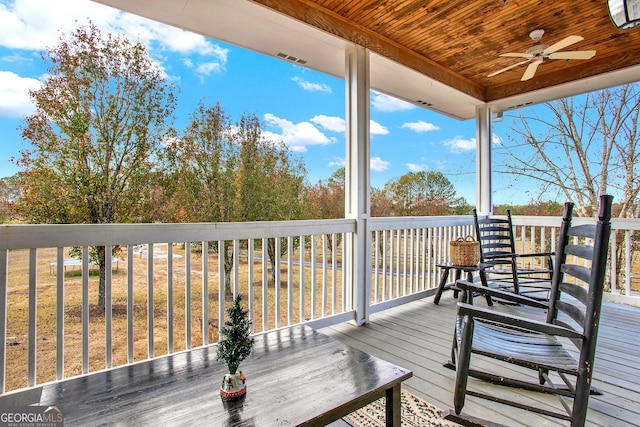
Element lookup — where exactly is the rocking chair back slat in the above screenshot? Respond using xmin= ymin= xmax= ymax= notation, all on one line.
xmin=564 ymin=244 xmax=594 ymax=261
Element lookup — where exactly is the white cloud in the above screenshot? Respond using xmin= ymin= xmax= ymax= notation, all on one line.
xmin=371 ymin=91 xmax=414 ymax=112
xmin=401 ymin=120 xmax=440 ymax=132
xmin=370 ymin=120 xmax=389 ymax=135
xmin=0 ymin=70 xmax=40 ymax=118
xmin=310 ymin=115 xmax=345 ymax=132
xmin=292 ymin=77 xmax=332 ymax=93
xmin=444 ymin=136 xmax=476 ymax=152
xmin=370 ymin=156 xmax=390 ymax=172
xmin=310 ymin=115 xmax=388 ymax=136
xmin=0 ymin=0 xmax=111 ymax=50
xmin=407 ymin=163 xmax=428 ymax=172
xmin=195 ymin=61 xmax=224 ymax=77
xmin=327 ymin=158 xmax=345 ymax=167
xmin=0 ymin=0 xmax=228 ymax=76
xmin=263 ymin=113 xmax=336 ymax=152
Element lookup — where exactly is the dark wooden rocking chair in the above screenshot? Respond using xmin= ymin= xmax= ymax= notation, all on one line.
xmin=444 ymin=195 xmax=613 ymax=427
xmin=474 ymin=208 xmax=555 ymax=299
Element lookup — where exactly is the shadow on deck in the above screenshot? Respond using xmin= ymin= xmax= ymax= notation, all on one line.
xmin=321 ymin=293 xmax=640 ymax=427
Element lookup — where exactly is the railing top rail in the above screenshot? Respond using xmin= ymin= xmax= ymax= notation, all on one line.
xmin=0 ymin=219 xmax=356 ymax=250
xmin=369 ymin=215 xmax=473 ymax=231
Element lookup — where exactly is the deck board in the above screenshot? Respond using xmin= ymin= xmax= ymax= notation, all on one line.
xmin=321 ymin=294 xmax=640 ymax=427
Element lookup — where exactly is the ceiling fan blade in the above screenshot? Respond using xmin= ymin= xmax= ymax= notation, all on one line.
xmin=548 ymin=50 xmax=596 ymax=60
xmin=521 ymin=58 xmax=543 ymax=81
xmin=487 ymin=59 xmax=532 ymax=77
xmin=499 ymin=52 xmax=532 ymax=58
xmin=543 ymin=35 xmax=583 ymax=54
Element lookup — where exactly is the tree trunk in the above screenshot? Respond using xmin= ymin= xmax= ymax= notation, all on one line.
xmin=97 ymin=246 xmax=106 ymax=309
xmin=224 ymin=244 xmax=233 ymax=295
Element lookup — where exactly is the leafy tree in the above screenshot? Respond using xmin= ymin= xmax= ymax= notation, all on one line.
xmin=168 ymin=102 xmax=306 ymax=292
xmin=302 ymin=168 xmax=346 ymax=255
xmin=303 ymin=168 xmax=344 ymax=220
xmin=0 ymin=175 xmax=21 ymax=223
xmin=371 ymin=186 xmax=393 ymax=217
xmin=14 ymin=22 xmax=177 ymax=308
xmin=381 ymin=171 xmax=465 ymax=216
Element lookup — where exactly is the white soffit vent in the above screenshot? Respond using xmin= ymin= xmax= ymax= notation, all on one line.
xmin=276 ymin=52 xmax=308 ymax=65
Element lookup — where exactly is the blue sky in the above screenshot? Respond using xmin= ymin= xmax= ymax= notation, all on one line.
xmin=0 ymin=0 xmax=526 ymax=206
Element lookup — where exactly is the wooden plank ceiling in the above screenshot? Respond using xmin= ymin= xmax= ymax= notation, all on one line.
xmin=251 ymin=0 xmax=640 ymax=103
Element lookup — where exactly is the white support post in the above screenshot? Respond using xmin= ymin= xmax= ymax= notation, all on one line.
xmin=476 ymin=105 xmax=493 ymax=215
xmin=345 ymin=46 xmax=371 ymax=326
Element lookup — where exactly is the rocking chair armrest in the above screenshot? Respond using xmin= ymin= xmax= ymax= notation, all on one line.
xmin=455 ymin=280 xmax=548 ymax=309
xmin=456 ymin=302 xmax=583 ymax=340
xmin=481 ymin=254 xmax=517 ymax=262
xmin=515 ymin=251 xmax=555 ymax=259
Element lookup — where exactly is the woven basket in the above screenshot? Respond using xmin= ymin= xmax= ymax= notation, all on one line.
xmin=449 ymin=236 xmax=480 ymax=266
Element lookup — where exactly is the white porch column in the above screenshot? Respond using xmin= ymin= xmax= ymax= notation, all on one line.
xmin=344 ymin=46 xmax=370 ymax=326
xmin=476 ymin=105 xmax=493 ymax=215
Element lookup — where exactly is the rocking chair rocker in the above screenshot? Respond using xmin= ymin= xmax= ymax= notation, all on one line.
xmin=445 ymin=195 xmax=613 ymax=427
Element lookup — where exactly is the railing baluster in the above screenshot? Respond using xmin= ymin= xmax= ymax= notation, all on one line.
xmin=106 ymin=245 xmax=113 ymax=369
xmin=287 ymin=236 xmax=293 ymax=325
xmin=311 ymin=235 xmax=316 ymax=320
xmin=395 ymin=230 xmax=400 ymax=298
xmin=382 ymin=231 xmax=387 ymax=301
xmin=262 ymin=238 xmax=268 ymax=332
xmin=55 ymin=248 xmax=64 ymax=379
xmin=147 ymin=244 xmax=154 ymax=358
xmin=341 ymin=232 xmax=347 ymax=312
xmin=127 ymin=244 xmax=134 ymax=364
xmin=419 ymin=228 xmax=425 ymax=291
xmin=217 ymin=240 xmax=224 ymax=344
xmin=321 ymin=234 xmax=327 ymax=318
xmin=185 ymin=243 xmax=192 ymax=349
xmin=625 ymin=230 xmax=632 ymax=295
xmin=167 ymin=243 xmax=174 ymax=354
xmin=233 ymin=239 xmax=240 ymax=296
xmin=409 ymin=228 xmax=415 ymax=294
xmin=82 ymin=246 xmax=89 ymax=373
xmin=429 ymin=228 xmax=435 ymax=287
xmin=202 ymin=241 xmax=209 ymax=346
xmin=275 ymin=237 xmax=281 ymax=329
xmin=0 ymin=249 xmax=7 ymax=393
xmin=248 ymin=238 xmax=255 ymax=333
xmin=262 ymin=238 xmax=269 ymax=332
xmin=373 ymin=231 xmax=379 ymax=303
xmin=29 ymin=248 xmax=37 ymax=386
xmin=331 ymin=233 xmax=337 ymax=314
xmin=299 ymin=236 xmax=305 ymax=323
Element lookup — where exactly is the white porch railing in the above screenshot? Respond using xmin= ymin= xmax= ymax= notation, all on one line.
xmin=0 ymin=214 xmax=638 ymax=395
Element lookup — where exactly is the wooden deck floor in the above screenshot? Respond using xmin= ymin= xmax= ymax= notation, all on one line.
xmin=320 ymin=293 xmax=640 ymax=427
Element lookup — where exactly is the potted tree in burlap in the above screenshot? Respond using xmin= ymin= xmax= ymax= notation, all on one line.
xmin=217 ymin=294 xmax=254 ymax=400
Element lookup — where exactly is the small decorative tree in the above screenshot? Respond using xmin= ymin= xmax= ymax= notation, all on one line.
xmin=217 ymin=294 xmax=254 ymax=399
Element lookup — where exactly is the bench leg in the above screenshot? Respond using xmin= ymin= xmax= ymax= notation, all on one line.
xmin=385 ymin=384 xmax=401 ymax=427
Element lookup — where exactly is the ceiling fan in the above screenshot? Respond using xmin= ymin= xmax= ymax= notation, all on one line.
xmin=488 ymin=29 xmax=596 ymax=81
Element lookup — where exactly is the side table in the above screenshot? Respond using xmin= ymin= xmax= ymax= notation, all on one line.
xmin=434 ymin=263 xmax=481 ymax=304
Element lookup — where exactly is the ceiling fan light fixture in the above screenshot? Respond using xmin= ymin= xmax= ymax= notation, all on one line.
xmin=607 ymin=0 xmax=640 ymax=30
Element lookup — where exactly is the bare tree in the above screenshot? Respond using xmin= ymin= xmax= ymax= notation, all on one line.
xmin=497 ymin=83 xmax=640 ymax=218
xmin=498 ymin=83 xmax=640 ymax=290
